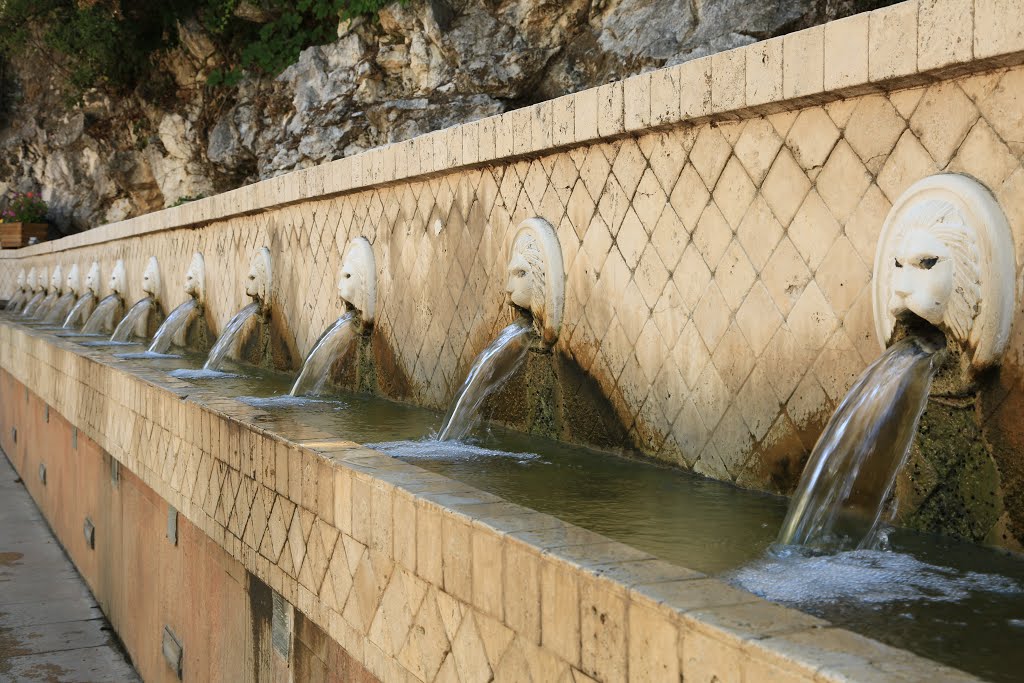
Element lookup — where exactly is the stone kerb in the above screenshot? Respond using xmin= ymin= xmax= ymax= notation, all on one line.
xmin=0 ymin=319 xmax=981 ymax=682
xmin=1 ymin=0 xmax=1021 ymax=260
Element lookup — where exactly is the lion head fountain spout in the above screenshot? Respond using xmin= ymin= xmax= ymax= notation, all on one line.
xmin=506 ymin=217 xmax=565 ymax=346
xmin=43 ymin=264 xmax=81 ymax=324
xmin=109 ymin=260 xmax=127 ymax=299
xmin=184 ymin=252 xmax=206 ymax=304
xmin=80 ymin=260 xmax=127 ymax=334
xmin=6 ymin=269 xmax=28 ymax=311
xmin=33 ymin=265 xmax=64 ymax=319
xmin=85 ymin=262 xmax=100 ymax=295
xmin=873 ymin=174 xmax=1016 ymax=378
xmin=61 ymin=262 xmax=101 ymax=328
xmin=245 ymin=247 xmax=272 ymax=314
xmin=338 ymin=237 xmax=376 ymax=325
xmin=109 ymin=257 xmax=162 ymax=342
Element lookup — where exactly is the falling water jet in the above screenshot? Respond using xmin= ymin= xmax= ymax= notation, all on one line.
xmin=779 ymin=175 xmax=1018 ymax=550
xmin=6 ymin=269 xmax=28 ymax=312
xmin=437 ymin=217 xmax=564 ymax=442
xmin=31 ymin=266 xmax=64 ymax=320
xmin=146 ymin=253 xmax=206 ymax=354
xmin=107 ymin=257 xmax=162 ymax=343
xmin=289 ymin=237 xmax=376 ymax=397
xmin=63 ymin=262 xmax=100 ymax=328
xmin=81 ymin=260 xmax=127 ymax=334
xmin=187 ymin=247 xmax=270 ymax=373
xmin=20 ymin=268 xmax=46 ymax=318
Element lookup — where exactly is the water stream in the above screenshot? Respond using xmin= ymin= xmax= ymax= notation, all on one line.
xmin=20 ymin=292 xmax=45 ymax=318
xmin=778 ymin=336 xmax=941 ymax=549
xmin=111 ymin=297 xmax=155 ymax=342
xmin=32 ymin=292 xmax=58 ymax=320
xmin=148 ymin=298 xmax=199 ymax=354
xmin=437 ymin=318 xmax=534 ymax=441
xmin=43 ymin=292 xmax=77 ymax=325
xmin=81 ymin=294 xmax=123 ymax=334
xmin=289 ymin=311 xmax=358 ymax=397
xmin=203 ymin=301 xmax=261 ymax=371
xmin=62 ymin=291 xmax=95 ymax=328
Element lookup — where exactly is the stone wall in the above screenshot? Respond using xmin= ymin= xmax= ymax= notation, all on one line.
xmin=3 ymin=0 xmax=1024 ymax=546
xmin=0 ymin=322 xmax=979 ymax=682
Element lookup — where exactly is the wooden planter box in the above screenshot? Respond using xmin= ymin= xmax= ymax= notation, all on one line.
xmin=0 ymin=222 xmax=48 ymax=248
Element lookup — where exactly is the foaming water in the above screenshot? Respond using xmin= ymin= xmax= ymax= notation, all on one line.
xmin=437 ymin=318 xmax=533 ymax=441
xmin=115 ymin=351 xmax=181 ymax=360
xmin=170 ymin=368 xmax=239 ymax=380
xmin=732 ymin=546 xmax=1021 ymax=605
xmin=111 ymin=297 xmax=154 ymax=342
xmin=238 ymin=395 xmax=330 ymax=409
xmin=44 ymin=292 xmax=77 ymax=324
xmin=372 ymin=439 xmax=541 ymax=463
xmin=289 ymin=311 xmax=358 ymax=396
xmin=204 ymin=301 xmax=260 ymax=371
xmin=778 ymin=337 xmax=940 ymax=549
xmin=63 ymin=291 xmax=95 ymax=328
xmin=148 ymin=298 xmax=198 ymax=354
xmin=81 ymin=294 xmax=123 ymax=334
xmin=6 ymin=290 xmax=27 ymax=312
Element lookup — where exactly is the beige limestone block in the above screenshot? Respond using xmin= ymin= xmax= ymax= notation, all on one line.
xmin=869 ymin=1 xmax=919 ymax=82
xmin=789 ymin=191 xmax=841 ymax=269
xmin=844 ymin=94 xmax=906 ymax=172
xmin=579 ymin=575 xmax=627 ymax=682
xmin=471 ymin=529 xmax=504 ymax=620
xmin=598 ymin=81 xmax=625 ymax=137
xmin=949 ymin=119 xmax=1019 ymax=189
xmin=760 ymin=148 xmax=811 ymax=225
xmin=733 ymin=118 xmax=783 ymax=187
xmin=783 ymin=26 xmax=825 ymax=100
xmin=909 ymin=81 xmax=979 ymax=165
xmin=746 ymin=37 xmax=784 ymax=108
xmin=876 ymin=129 xmax=938 ymax=202
xmin=735 ymin=280 xmax=783 ymax=356
xmin=825 ymin=12 xmax=870 ymax=91
xmin=680 ymin=629 xmax=743 ymax=683
xmin=541 ymin=559 xmax=581 ymax=666
xmin=678 ymin=57 xmax=712 ymax=120
xmin=919 ymin=0 xmax=974 ymax=71
xmin=712 ymin=158 xmax=756 ymax=229
xmin=786 ymin=108 xmax=839 ymax=171
xmin=624 ymin=72 xmax=652 ymax=132
xmin=574 ymin=87 xmax=599 ymax=142
xmin=627 ymin=601 xmax=679 ymax=682
xmin=736 ymin=196 xmax=784 ymax=271
xmin=712 ymin=47 xmax=746 ymax=114
xmin=651 ymin=66 xmax=681 ymax=126
xmin=975 ymin=0 xmax=1024 ymax=59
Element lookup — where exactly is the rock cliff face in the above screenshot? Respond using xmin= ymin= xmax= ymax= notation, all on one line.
xmin=0 ymin=0 xmax=888 ymax=232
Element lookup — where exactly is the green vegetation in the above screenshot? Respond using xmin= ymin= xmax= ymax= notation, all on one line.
xmin=0 ymin=0 xmax=398 ymax=101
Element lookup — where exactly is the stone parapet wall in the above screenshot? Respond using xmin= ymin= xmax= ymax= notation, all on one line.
xmin=2 ymin=0 xmax=1024 ymax=536
xmin=0 ymin=320 xmax=980 ymax=682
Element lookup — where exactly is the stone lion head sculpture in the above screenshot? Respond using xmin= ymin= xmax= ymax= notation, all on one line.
xmin=246 ymin=247 xmax=272 ymax=308
xmin=15 ymin=269 xmax=25 ymax=291
xmin=338 ymin=237 xmax=376 ymax=323
xmin=85 ymin=262 xmax=100 ymax=295
xmin=27 ymin=267 xmax=39 ymax=291
xmin=184 ymin=252 xmax=206 ymax=303
xmin=66 ymin=264 xmax=81 ymax=295
xmin=873 ymin=174 xmax=1016 ymax=370
xmin=49 ymin=265 xmax=63 ymax=294
xmin=142 ymin=257 xmax=161 ymax=297
xmin=109 ymin=260 xmax=127 ymax=296
xmin=506 ymin=217 xmax=564 ymax=345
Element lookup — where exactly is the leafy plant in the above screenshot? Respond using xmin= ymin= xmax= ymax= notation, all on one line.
xmin=2 ymin=191 xmax=48 ymax=223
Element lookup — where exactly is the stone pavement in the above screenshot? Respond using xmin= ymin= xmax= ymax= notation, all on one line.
xmin=0 ymin=451 xmax=138 ymax=682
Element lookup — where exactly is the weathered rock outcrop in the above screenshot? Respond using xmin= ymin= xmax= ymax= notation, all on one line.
xmin=0 ymin=0 xmax=891 ymax=232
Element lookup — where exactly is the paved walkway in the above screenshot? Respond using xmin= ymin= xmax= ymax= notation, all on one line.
xmin=0 ymin=451 xmax=139 ymax=682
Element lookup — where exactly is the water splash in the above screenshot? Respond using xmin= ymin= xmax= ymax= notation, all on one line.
xmin=63 ymin=291 xmax=95 ymax=328
xmin=731 ymin=546 xmax=1021 ymax=605
xmin=43 ymin=292 xmax=77 ymax=324
xmin=148 ymin=298 xmax=199 ymax=354
xmin=289 ymin=312 xmax=358 ymax=397
xmin=31 ymin=292 xmax=59 ymax=320
xmin=169 ymin=368 xmax=239 ymax=380
xmin=238 ymin=395 xmax=328 ymax=409
xmin=203 ymin=301 xmax=261 ymax=371
xmin=115 ymin=351 xmax=180 ymax=360
xmin=372 ymin=439 xmax=540 ymax=463
xmin=81 ymin=294 xmax=123 ymax=334
xmin=778 ymin=337 xmax=941 ymax=549
xmin=111 ymin=297 xmax=155 ymax=342
xmin=437 ymin=319 xmax=534 ymax=441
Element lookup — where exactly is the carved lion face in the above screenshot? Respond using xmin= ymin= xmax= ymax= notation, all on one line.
xmin=66 ymin=264 xmax=80 ymax=294
xmin=142 ymin=257 xmax=160 ymax=296
xmin=506 ymin=232 xmax=544 ymax=315
xmin=246 ymin=247 xmax=271 ymax=303
xmin=337 ymin=237 xmax=375 ymax=322
xmin=16 ymin=270 xmax=25 ymax=289
xmin=184 ymin=253 xmax=205 ymax=300
xmin=27 ymin=268 xmax=37 ymax=291
xmin=109 ymin=260 xmax=127 ymax=295
xmin=886 ymin=199 xmax=980 ymax=342
xmin=85 ymin=262 xmax=100 ymax=294
xmin=50 ymin=265 xmax=63 ymax=293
